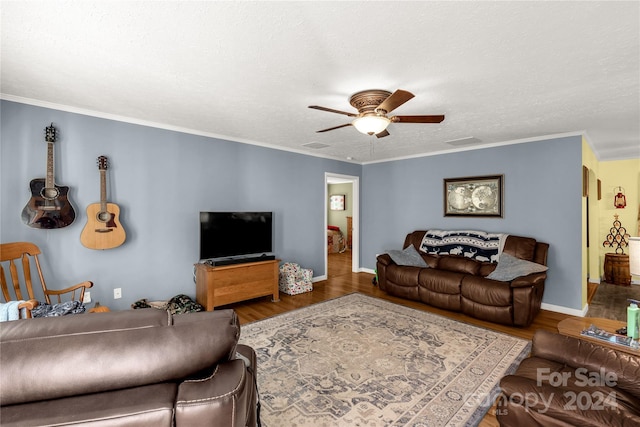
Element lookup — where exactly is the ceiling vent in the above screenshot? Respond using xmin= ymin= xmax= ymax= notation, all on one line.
xmin=445 ymin=137 xmax=482 ymax=146
xmin=303 ymin=142 xmax=330 ymax=149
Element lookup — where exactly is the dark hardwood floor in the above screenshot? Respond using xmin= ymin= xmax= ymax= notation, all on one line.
xmin=221 ymin=251 xmax=583 ymax=427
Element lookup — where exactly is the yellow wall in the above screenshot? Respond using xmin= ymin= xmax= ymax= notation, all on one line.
xmin=598 ymin=158 xmax=640 ymax=281
xmin=582 ymin=139 xmax=639 ymax=308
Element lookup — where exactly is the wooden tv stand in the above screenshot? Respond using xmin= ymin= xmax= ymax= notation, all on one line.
xmin=195 ymin=259 xmax=280 ymax=311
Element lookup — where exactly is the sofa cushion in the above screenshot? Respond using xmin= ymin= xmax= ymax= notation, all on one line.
xmin=418 ymin=269 xmax=464 ymax=294
xmin=479 ymin=262 xmax=497 ymax=277
xmin=499 ymin=375 xmax=640 ymax=427
xmin=461 ymin=297 xmax=513 ymax=325
xmin=0 ymin=308 xmax=170 ymax=341
xmin=503 ymin=235 xmax=537 ymax=261
xmin=437 ymin=255 xmax=481 ymax=275
xmin=386 ymin=264 xmax=422 ymax=285
xmin=531 ymin=330 xmax=640 ymax=401
xmin=0 ymin=310 xmax=240 ymax=405
xmin=0 ymin=383 xmax=177 ymax=427
xmin=462 ymin=276 xmax=512 ymax=306
xmin=386 ymin=244 xmax=428 ymax=267
xmin=486 ymin=253 xmax=548 ymax=281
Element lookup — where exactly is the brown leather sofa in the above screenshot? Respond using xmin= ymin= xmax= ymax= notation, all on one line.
xmin=498 ymin=330 xmax=640 ymax=426
xmin=376 ymin=230 xmax=549 ymax=327
xmin=0 ymin=309 xmax=258 ymax=426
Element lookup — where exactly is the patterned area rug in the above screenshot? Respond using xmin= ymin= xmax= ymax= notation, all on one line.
xmin=239 ymin=293 xmax=530 ymax=427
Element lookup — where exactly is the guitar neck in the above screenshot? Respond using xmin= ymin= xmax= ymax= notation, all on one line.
xmin=46 ymin=141 xmax=55 ymax=188
xmin=100 ymin=169 xmax=107 ymax=211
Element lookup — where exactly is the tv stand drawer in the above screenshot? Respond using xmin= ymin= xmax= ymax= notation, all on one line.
xmin=195 ymin=259 xmax=280 ymax=310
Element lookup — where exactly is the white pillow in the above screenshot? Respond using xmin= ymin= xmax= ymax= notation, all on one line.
xmin=486 ymin=253 xmax=548 ymax=281
xmin=386 ymin=245 xmax=428 ymax=267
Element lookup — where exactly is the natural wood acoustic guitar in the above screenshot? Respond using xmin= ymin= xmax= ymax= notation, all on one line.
xmin=21 ymin=124 xmax=76 ymax=229
xmin=80 ymin=156 xmax=126 ymax=249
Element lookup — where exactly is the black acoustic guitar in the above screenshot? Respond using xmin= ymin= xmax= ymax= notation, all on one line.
xmin=21 ymin=124 xmax=76 ymax=229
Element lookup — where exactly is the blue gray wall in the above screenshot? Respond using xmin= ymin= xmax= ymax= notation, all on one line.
xmin=1 ymin=101 xmax=360 ymax=309
xmin=1 ymin=100 xmax=583 ymax=312
xmin=361 ymin=137 xmax=584 ymax=311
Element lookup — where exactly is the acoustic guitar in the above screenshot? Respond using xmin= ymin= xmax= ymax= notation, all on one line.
xmin=80 ymin=156 xmax=126 ymax=249
xmin=21 ymin=124 xmax=76 ymax=229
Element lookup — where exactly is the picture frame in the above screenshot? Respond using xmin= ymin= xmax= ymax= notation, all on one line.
xmin=444 ymin=174 xmax=504 ymax=217
xmin=329 ymin=194 xmax=346 ymax=211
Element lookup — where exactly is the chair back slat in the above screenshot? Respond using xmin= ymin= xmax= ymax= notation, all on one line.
xmin=31 ymin=254 xmax=50 ymax=303
xmin=0 ymin=250 xmax=41 ymax=303
xmin=9 ymin=260 xmax=22 ymax=300
xmin=0 ymin=242 xmax=41 ymax=304
xmin=1 ymin=264 xmax=11 ymax=302
xmin=9 ymin=258 xmax=25 ymax=300
xmin=21 ymin=253 xmax=37 ymax=300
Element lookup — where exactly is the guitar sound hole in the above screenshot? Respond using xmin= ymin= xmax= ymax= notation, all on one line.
xmin=40 ymin=187 xmax=59 ymax=200
xmin=97 ymin=212 xmax=112 ymax=223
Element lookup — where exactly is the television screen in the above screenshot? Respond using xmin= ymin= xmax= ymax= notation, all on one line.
xmin=200 ymin=212 xmax=273 ymax=260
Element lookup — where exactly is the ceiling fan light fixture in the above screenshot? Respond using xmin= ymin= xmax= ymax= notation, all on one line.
xmin=352 ymin=115 xmax=390 ymax=135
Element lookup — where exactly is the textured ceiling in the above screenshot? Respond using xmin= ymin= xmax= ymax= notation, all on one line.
xmin=1 ymin=1 xmax=639 ymax=163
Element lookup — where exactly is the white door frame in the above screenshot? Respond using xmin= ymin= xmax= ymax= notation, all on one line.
xmin=325 ymin=172 xmax=359 ymax=275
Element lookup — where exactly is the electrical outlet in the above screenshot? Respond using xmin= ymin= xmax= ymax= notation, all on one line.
xmin=83 ymin=292 xmax=91 ymax=304
xmin=114 ymin=288 xmax=122 ymax=299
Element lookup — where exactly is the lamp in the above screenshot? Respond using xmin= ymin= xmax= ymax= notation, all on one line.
xmin=352 ymin=115 xmax=390 ymax=136
xmin=630 ymin=237 xmax=640 ymax=277
xmin=614 ymin=186 xmax=627 ymax=209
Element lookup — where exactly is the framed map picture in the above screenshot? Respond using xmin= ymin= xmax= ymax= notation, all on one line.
xmin=330 ymin=194 xmax=346 ymax=210
xmin=444 ymin=175 xmax=503 ymax=217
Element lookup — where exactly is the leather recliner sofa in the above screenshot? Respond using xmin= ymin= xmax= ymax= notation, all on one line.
xmin=497 ymin=330 xmax=640 ymax=426
xmin=0 ymin=309 xmax=258 ymax=426
xmin=376 ymin=230 xmax=549 ymax=327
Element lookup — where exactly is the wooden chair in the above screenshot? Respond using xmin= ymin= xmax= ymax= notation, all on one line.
xmin=0 ymin=242 xmax=93 ymax=319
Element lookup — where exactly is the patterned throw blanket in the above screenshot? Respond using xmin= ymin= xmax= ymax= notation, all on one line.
xmin=131 ymin=294 xmax=204 ymax=314
xmin=32 ymin=300 xmax=86 ymax=317
xmin=419 ymin=230 xmax=508 ymax=263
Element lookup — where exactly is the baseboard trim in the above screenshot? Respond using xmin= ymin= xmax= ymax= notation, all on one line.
xmin=541 ymin=302 xmax=589 ymax=317
xmin=360 ymin=267 xmax=376 ymax=275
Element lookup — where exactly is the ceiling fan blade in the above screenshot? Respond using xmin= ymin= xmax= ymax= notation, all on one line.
xmin=376 ymin=90 xmax=414 ymax=114
xmin=308 ymin=105 xmax=357 ymax=117
xmin=392 ymin=115 xmax=445 ymax=123
xmin=316 ymin=123 xmax=353 ymax=133
xmin=375 ymin=129 xmax=390 ymax=138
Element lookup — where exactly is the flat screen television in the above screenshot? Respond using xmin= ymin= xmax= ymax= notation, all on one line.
xmin=199 ymin=212 xmax=273 ymax=260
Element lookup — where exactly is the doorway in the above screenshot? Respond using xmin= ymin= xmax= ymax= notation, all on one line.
xmin=325 ymin=173 xmax=359 ymax=278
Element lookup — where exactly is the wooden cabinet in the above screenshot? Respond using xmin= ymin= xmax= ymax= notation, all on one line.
xmin=346 ymin=216 xmax=352 ymax=249
xmin=195 ymin=259 xmax=280 ymax=311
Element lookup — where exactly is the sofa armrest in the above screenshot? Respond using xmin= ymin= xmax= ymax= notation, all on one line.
xmin=376 ymin=253 xmax=394 ymax=267
xmin=175 ymin=345 xmax=257 ymax=427
xmin=510 ymin=272 xmax=547 ymax=288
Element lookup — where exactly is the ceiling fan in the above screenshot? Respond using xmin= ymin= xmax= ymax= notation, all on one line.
xmin=308 ymin=89 xmax=444 ymax=138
